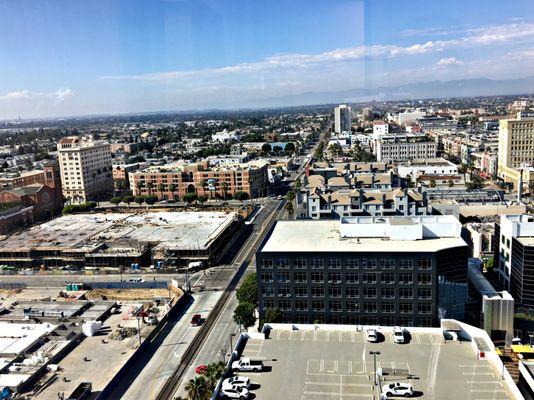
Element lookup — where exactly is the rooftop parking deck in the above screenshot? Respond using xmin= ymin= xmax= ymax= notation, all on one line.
xmin=233 ymin=325 xmax=515 ymax=400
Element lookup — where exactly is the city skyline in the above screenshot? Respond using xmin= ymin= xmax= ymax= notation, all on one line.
xmin=1 ymin=0 xmax=534 ymax=119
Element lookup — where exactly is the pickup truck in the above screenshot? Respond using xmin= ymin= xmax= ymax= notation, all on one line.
xmin=231 ymin=357 xmax=263 ymax=372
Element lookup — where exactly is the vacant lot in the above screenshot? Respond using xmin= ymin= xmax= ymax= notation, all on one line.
xmin=85 ymin=288 xmax=173 ymax=301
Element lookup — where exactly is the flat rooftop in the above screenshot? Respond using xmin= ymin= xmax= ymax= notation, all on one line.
xmin=0 ymin=211 xmax=237 ymax=251
xmin=260 ymin=220 xmax=466 ymax=253
xmin=238 ymin=325 xmax=514 ymax=400
xmin=0 ymin=322 xmax=56 ymax=357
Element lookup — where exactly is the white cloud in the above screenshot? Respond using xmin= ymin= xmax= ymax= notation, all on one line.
xmin=437 ymin=57 xmax=464 ymax=66
xmin=0 ymin=88 xmax=74 ymax=102
xmin=101 ymin=21 xmax=534 ymax=83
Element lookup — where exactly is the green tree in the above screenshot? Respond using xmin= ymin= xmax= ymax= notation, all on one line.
xmin=264 ymin=307 xmax=284 ymax=323
xmin=183 ymin=193 xmax=198 ymax=204
xmin=197 ymin=195 xmax=208 ymax=204
xmin=467 ymin=173 xmax=485 ymax=190
xmin=429 ymin=179 xmax=436 ymax=188
xmin=328 ymin=142 xmax=343 ymax=158
xmin=448 ymin=179 xmax=454 ymax=187
xmin=134 ymin=195 xmax=145 ymax=205
xmin=169 ymin=183 xmax=177 ymax=201
xmin=184 ymin=376 xmax=209 ymax=400
xmin=233 ymin=301 xmax=256 ymax=329
xmin=261 ymin=143 xmax=272 ymax=155
xmin=109 ymin=197 xmax=122 ymax=205
xmin=136 ymin=180 xmax=145 ymax=194
xmin=233 ymin=191 xmax=250 ymax=201
xmin=145 ymin=195 xmax=158 ymax=205
xmin=146 ymin=181 xmax=154 ymax=195
xmin=123 ymin=195 xmax=135 ymax=205
xmin=284 ymin=142 xmax=296 ymax=156
xmin=220 ymin=181 xmax=228 ymax=200
xmin=285 ymin=201 xmax=294 ymax=215
xmin=157 ymin=183 xmax=165 ymax=199
xmin=205 ymin=362 xmax=225 ymax=390
xmin=286 ymin=189 xmax=295 ymax=203
xmin=236 ymin=273 xmax=257 ymax=305
xmin=294 ymin=177 xmax=302 ymax=191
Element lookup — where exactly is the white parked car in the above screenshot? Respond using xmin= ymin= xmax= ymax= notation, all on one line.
xmin=393 ymin=327 xmax=405 ymax=344
xmin=222 ymin=376 xmax=250 ymax=389
xmin=220 ymin=385 xmax=249 ymax=399
xmin=382 ymin=382 xmax=414 ymax=397
xmin=366 ymin=328 xmax=378 ymax=342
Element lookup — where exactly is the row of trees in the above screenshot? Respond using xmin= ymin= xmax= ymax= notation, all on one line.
xmin=62 ymin=201 xmax=97 ymax=214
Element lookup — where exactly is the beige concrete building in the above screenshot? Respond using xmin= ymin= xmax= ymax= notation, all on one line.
xmin=498 ymin=112 xmax=534 ymax=192
xmin=58 ymin=136 xmax=113 ymax=203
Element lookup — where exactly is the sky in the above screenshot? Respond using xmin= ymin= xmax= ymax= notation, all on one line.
xmin=0 ymin=0 xmax=534 ymax=119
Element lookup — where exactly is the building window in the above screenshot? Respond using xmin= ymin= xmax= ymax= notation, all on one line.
xmin=362 ymin=258 xmax=377 ymax=269
xmin=328 ymin=259 xmax=341 ymax=269
xmin=346 ymin=272 xmax=358 ymax=284
xmin=381 ymin=287 xmax=395 ymax=299
xmin=311 ymin=272 xmax=324 ymax=283
xmin=261 ymin=258 xmax=273 ymax=269
xmin=277 ymin=272 xmax=290 ymax=283
xmin=329 ymin=287 xmax=342 ymax=298
xmin=399 ymin=288 xmax=413 ymax=299
xmin=417 ymin=288 xmax=432 ymax=299
xmin=312 ymin=301 xmax=324 ymax=312
xmin=262 ymin=285 xmax=274 ymax=297
xmin=418 ymin=273 xmax=432 ymax=285
xmin=330 ymin=301 xmax=342 ymax=312
xmin=294 ymin=258 xmax=307 ymax=269
xmin=294 ymin=272 xmax=307 ymax=283
xmin=381 ymin=272 xmax=395 ymax=284
xmin=295 ymin=300 xmax=308 ymax=311
xmin=380 ymin=258 xmax=395 ymax=269
xmin=346 ymin=287 xmax=359 ymax=298
xmin=417 ymin=259 xmax=432 ymax=270
xmin=311 ymin=287 xmax=325 ymax=297
xmin=364 ymin=302 xmax=377 ymax=313
xmin=277 ymin=286 xmax=290 ymax=297
xmin=400 ymin=303 xmax=413 ymax=314
xmin=260 ymin=272 xmax=273 ymax=282
xmin=263 ymin=299 xmax=275 ymax=309
xmin=347 ymin=301 xmax=360 ymax=313
xmin=362 ymin=272 xmax=377 ymax=284
xmin=279 ymin=300 xmax=291 ymax=311
xmin=276 ymin=257 xmax=290 ymax=269
xmin=363 ymin=287 xmax=377 ymax=298
xmin=346 ymin=259 xmax=359 ymax=269
xmin=310 ymin=258 xmax=324 ymax=269
xmin=295 ymin=286 xmax=308 ymax=297
xmin=418 ymin=303 xmax=432 ymax=314
xmin=328 ymin=272 xmax=342 ymax=283
xmin=399 ymin=273 xmax=413 ymax=284
xmin=399 ymin=259 xmax=414 ymax=270
xmin=382 ymin=302 xmax=395 ymax=314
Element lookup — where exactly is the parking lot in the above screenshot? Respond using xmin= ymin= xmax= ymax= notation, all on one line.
xmin=233 ymin=327 xmax=512 ymax=400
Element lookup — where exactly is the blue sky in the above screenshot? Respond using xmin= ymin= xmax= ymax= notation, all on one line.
xmin=0 ymin=0 xmax=533 ymax=118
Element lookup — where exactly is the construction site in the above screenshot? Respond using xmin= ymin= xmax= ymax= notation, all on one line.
xmin=0 ymin=281 xmax=184 ymax=399
xmin=0 ymin=211 xmax=243 ymax=270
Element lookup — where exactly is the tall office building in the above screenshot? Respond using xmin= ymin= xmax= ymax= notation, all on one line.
xmin=494 ymin=214 xmax=534 ymax=308
xmin=57 ymin=136 xmax=113 ymax=203
xmin=334 ymin=104 xmax=352 ymax=133
xmin=256 ymin=215 xmax=468 ymax=327
xmin=498 ymin=112 xmax=534 ymax=192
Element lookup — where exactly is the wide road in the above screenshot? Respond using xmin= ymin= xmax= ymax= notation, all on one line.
xmin=171 ymin=199 xmax=284 ymax=399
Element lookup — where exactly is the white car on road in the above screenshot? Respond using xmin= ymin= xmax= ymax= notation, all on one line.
xmin=366 ymin=328 xmax=378 ymax=342
xmin=220 ymin=385 xmax=249 ymax=399
xmin=393 ymin=327 xmax=405 ymax=344
xmin=222 ymin=376 xmax=250 ymax=389
xmin=382 ymin=382 xmax=414 ymax=397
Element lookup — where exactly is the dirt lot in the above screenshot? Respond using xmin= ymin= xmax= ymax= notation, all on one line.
xmin=85 ymin=288 xmax=174 ymax=301
xmin=0 ymin=288 xmax=22 ymax=297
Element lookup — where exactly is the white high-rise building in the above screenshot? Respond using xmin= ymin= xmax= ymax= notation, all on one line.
xmin=57 ymin=136 xmax=113 ymax=203
xmin=334 ymin=104 xmax=352 ymax=133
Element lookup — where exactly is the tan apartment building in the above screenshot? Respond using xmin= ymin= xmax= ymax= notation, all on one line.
xmin=498 ymin=112 xmax=534 ymax=192
xmin=0 ymin=170 xmax=46 ymax=188
xmin=129 ymin=160 xmax=269 ymax=200
xmin=58 ymin=136 xmax=113 ymax=203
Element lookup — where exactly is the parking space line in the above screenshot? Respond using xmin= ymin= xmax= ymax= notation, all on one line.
xmin=351 ymin=332 xmax=356 ymax=343
xmin=416 ymin=334 xmax=421 ymax=344
xmin=305 ymin=382 xmax=372 ymax=388
xmin=470 ymin=389 xmax=507 ymax=393
xmin=275 ymin=330 xmax=281 ymax=339
xmin=462 ymin=372 xmax=493 ymax=376
xmin=326 ymin=331 xmax=330 ymax=342
xmin=307 ymin=360 xmax=311 ymax=374
xmin=339 ymin=331 xmax=343 ymax=342
xmin=459 ymin=364 xmax=491 ymax=368
xmin=320 ymin=359 xmax=325 ymax=372
xmin=467 ymin=381 xmax=503 ymax=386
xmin=301 ymin=330 xmax=306 ymax=341
xmin=314 ymin=331 xmax=318 ymax=341
xmin=303 ymin=391 xmax=373 ymax=398
xmin=348 ymin=361 xmax=352 ymax=374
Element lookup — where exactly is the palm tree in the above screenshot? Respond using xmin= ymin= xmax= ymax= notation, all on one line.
xmin=136 ymin=180 xmax=144 ymax=195
xmin=146 ymin=182 xmax=154 ymax=196
xmin=157 ymin=183 xmax=165 ymax=199
xmin=169 ymin=183 xmax=177 ymax=201
xmin=200 ymin=179 xmax=207 ymax=197
xmin=184 ymin=376 xmax=208 ymax=400
xmin=220 ymin=181 xmax=228 ymax=200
